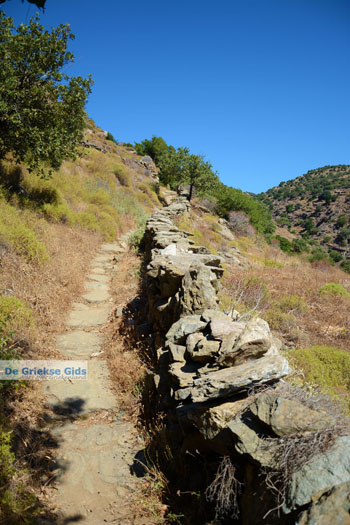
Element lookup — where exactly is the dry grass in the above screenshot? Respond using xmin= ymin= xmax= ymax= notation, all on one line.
xmin=221 ymin=243 xmax=350 ymax=351
xmin=102 ymin=249 xmax=147 ymax=414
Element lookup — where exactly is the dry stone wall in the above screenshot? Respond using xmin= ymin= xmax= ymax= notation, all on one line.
xmin=143 ymin=198 xmax=350 ymax=524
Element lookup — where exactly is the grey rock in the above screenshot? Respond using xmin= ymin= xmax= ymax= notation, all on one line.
xmin=165 ymin=315 xmax=207 ymax=344
xmin=180 ymin=263 xmax=219 ymax=315
xmin=169 ymin=362 xmax=200 ymax=388
xmin=167 ymin=342 xmax=186 ymax=363
xmin=284 ymin=436 xmax=350 ymax=512
xmin=227 ymin=418 xmax=279 ymax=468
xmin=188 ymin=338 xmax=221 ymax=363
xmin=297 ymin=481 xmax=350 ymax=525
xmin=189 ymin=354 xmax=291 ymax=403
xmin=251 ymin=392 xmax=335 ymax=437
xmin=218 ymin=317 xmax=272 ymax=367
xmin=211 ymin=319 xmax=246 ymax=340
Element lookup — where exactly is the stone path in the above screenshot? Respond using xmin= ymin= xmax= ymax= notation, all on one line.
xmin=42 ymin=239 xmax=144 ymax=524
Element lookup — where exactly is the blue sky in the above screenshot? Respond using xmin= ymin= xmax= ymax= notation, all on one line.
xmin=2 ymin=0 xmax=350 ymax=192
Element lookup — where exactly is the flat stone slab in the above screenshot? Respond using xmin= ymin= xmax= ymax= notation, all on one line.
xmin=90 ymin=267 xmax=106 ymax=275
xmin=50 ymin=421 xmax=139 ymax=523
xmin=56 ymin=331 xmax=101 ymax=359
xmin=84 ymin=281 xmax=109 ymax=292
xmin=82 ymin=289 xmax=111 ymax=304
xmin=66 ymin=306 xmax=110 ymax=328
xmin=93 ymin=254 xmax=114 ymax=263
xmin=100 ymin=243 xmax=125 ymax=253
xmin=43 ymin=360 xmax=116 ymax=416
xmin=87 ymin=273 xmax=109 ymax=284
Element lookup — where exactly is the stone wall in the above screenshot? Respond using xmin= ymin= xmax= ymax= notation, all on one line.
xmin=143 ymin=198 xmax=350 ymax=524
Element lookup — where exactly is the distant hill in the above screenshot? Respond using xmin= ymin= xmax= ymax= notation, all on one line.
xmin=257 ymin=165 xmax=350 ymax=265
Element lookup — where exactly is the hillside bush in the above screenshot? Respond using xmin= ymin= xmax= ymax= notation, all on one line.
xmin=319 ymin=283 xmax=350 ymax=298
xmin=290 ymin=346 xmax=350 ymax=405
xmin=341 ymin=260 xmax=350 ymax=273
xmin=0 ymin=199 xmax=48 ymax=263
xmin=0 ymin=297 xmax=33 ymax=337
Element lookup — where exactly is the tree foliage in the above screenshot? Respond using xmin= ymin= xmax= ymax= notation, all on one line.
xmin=135 ymin=135 xmax=275 ymax=235
xmin=0 ymin=12 xmax=92 ymax=176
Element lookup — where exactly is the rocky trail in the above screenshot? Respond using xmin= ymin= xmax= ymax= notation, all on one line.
xmin=40 ymin=238 xmax=148 ymax=525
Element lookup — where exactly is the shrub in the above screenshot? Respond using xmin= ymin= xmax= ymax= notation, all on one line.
xmin=319 ymin=283 xmax=350 ymax=298
xmin=329 ymin=250 xmax=343 ymax=263
xmin=289 ymin=345 xmax=350 ymax=403
xmin=275 ymin=235 xmax=291 ymax=253
xmin=0 ymin=215 xmax=48 ymax=264
xmin=0 ymin=297 xmax=33 ymax=337
xmin=265 ymin=295 xmax=308 ymax=333
xmin=106 ymin=132 xmax=118 ymax=144
xmin=114 ymin=166 xmax=131 ymax=187
xmin=308 ymin=246 xmax=328 ymax=263
xmin=341 ymin=260 xmax=350 ymax=274
xmin=128 ymin=215 xmax=149 ymax=251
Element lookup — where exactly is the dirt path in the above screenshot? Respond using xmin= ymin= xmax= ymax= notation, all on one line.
xmin=41 ymin=239 xmax=147 ymax=524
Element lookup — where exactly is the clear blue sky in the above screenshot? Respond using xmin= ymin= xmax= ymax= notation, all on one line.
xmin=3 ymin=0 xmax=350 ymax=192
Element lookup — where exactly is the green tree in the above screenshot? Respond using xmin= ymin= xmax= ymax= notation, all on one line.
xmin=158 ymin=146 xmax=218 ymax=200
xmin=0 ymin=13 xmax=92 ymax=176
xmin=134 ymin=136 xmax=171 ymax=164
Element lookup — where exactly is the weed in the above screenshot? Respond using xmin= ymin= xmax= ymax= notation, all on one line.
xmin=205 ymin=456 xmax=242 ymax=520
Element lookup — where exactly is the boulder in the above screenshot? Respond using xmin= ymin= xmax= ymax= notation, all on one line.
xmin=217 ymin=318 xmax=273 ymax=367
xmin=201 ymin=309 xmax=239 ymax=323
xmin=211 ymin=319 xmax=246 ymax=341
xmin=297 ymin=481 xmax=350 ymax=525
xmin=165 ymin=315 xmax=207 ymax=344
xmin=284 ymin=436 xmax=350 ymax=512
xmin=251 ymin=392 xmax=335 ymax=437
xmin=187 ymin=337 xmax=221 ymax=363
xmin=180 ymin=263 xmax=219 ymax=316
xmin=168 ymin=362 xmax=200 ymax=388
xmin=227 ymin=418 xmax=279 ymax=468
xmin=167 ymin=342 xmax=186 ymax=363
xmin=189 ymin=354 xmax=291 ymax=403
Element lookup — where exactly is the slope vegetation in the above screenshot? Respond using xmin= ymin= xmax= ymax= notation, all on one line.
xmin=258 ymin=165 xmax=350 ymax=270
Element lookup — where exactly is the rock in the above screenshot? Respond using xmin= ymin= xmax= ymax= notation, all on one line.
xmin=217 ymin=317 xmax=272 ymax=367
xmin=251 ymin=392 xmax=335 ymax=437
xmin=178 ymin=398 xmax=253 ymax=441
xmin=186 ymin=332 xmax=205 ymax=354
xmin=201 ymin=309 xmax=239 ymax=323
xmin=187 ymin=336 xmax=221 ymax=363
xmin=189 ymin=354 xmax=291 ymax=403
xmin=227 ymin=417 xmax=279 ymax=468
xmin=180 ymin=263 xmax=220 ymax=315
xmin=211 ymin=319 xmax=246 ymax=340
xmin=284 ymin=436 xmax=350 ymax=512
xmin=115 ymin=307 xmax=124 ymax=318
xmin=165 ymin=315 xmax=207 ymax=344
xmin=297 ymin=481 xmax=350 ymax=525
xmin=169 ymin=362 xmax=200 ymax=388
xmin=167 ymin=342 xmax=186 ymax=363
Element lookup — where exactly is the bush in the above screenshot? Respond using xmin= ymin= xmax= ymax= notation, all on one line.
xmin=308 ymin=246 xmax=328 ymax=263
xmin=0 ymin=297 xmax=33 ymax=337
xmin=128 ymin=215 xmax=149 ymax=251
xmin=265 ymin=295 xmax=308 ymax=333
xmin=290 ymin=345 xmax=350 ymax=403
xmin=275 ymin=235 xmax=291 ymax=253
xmin=341 ymin=260 xmax=350 ymax=273
xmin=319 ymin=283 xmax=350 ymax=298
xmin=329 ymin=250 xmax=343 ymax=263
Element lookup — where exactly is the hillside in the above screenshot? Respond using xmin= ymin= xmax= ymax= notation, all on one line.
xmin=257 ymin=165 xmax=350 ymax=268
xmin=0 ymin=121 xmax=163 ymax=522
